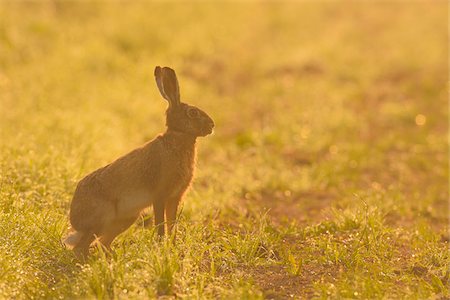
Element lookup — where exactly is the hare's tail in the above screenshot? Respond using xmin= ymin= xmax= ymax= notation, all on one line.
xmin=63 ymin=229 xmax=84 ymax=249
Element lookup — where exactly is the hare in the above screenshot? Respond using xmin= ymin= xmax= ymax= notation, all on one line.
xmin=64 ymin=66 xmax=214 ymax=258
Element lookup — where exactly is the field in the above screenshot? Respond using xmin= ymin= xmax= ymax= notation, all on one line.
xmin=0 ymin=2 xmax=448 ymax=299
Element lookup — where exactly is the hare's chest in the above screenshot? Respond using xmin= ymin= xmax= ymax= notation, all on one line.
xmin=163 ymin=150 xmax=196 ymax=196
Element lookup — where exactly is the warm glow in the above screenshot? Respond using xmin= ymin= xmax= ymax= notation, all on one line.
xmin=0 ymin=2 xmax=446 ymax=298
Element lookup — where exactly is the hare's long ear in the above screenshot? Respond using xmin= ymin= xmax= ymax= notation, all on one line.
xmin=154 ymin=66 xmax=168 ymax=100
xmin=154 ymin=66 xmax=180 ymax=108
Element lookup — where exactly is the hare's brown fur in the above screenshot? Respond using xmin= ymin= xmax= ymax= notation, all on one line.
xmin=65 ymin=67 xmax=213 ymax=258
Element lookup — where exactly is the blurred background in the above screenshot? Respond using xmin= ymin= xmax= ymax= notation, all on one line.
xmin=0 ymin=2 xmax=447 ymax=298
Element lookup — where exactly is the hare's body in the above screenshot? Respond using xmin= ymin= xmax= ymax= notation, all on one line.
xmin=65 ymin=67 xmax=213 ymax=258
xmin=70 ymin=131 xmax=195 ymax=229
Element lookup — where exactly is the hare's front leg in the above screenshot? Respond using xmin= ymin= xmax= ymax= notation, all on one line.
xmin=153 ymin=199 xmax=165 ymax=237
xmin=165 ymin=197 xmax=181 ymax=236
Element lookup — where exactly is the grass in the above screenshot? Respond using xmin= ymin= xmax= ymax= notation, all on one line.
xmin=0 ymin=1 xmax=448 ymax=299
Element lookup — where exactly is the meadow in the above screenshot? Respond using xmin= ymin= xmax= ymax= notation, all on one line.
xmin=0 ymin=2 xmax=448 ymax=299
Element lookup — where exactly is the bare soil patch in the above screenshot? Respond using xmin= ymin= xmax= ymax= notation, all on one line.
xmin=245 ymin=263 xmax=339 ymax=300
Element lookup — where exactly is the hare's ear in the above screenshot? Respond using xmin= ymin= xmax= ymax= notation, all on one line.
xmin=154 ymin=66 xmax=180 ymax=108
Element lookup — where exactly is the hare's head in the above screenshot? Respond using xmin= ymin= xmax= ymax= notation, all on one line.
xmin=154 ymin=66 xmax=215 ymax=137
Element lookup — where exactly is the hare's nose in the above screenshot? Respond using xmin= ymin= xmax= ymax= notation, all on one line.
xmin=208 ymin=121 xmax=215 ymax=128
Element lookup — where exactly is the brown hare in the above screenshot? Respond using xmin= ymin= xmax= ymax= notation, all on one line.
xmin=64 ymin=66 xmax=214 ymax=258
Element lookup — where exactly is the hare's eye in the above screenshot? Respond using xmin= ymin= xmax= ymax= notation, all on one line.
xmin=187 ymin=108 xmax=200 ymax=118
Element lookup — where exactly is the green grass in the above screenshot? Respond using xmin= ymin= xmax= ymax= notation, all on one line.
xmin=0 ymin=2 xmax=448 ymax=299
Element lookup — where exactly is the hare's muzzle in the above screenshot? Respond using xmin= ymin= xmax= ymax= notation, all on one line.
xmin=203 ymin=120 xmax=215 ymax=136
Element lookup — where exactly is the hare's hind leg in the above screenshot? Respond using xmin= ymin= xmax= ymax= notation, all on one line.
xmin=98 ymin=217 xmax=137 ymax=250
xmin=73 ymin=232 xmax=95 ymax=260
